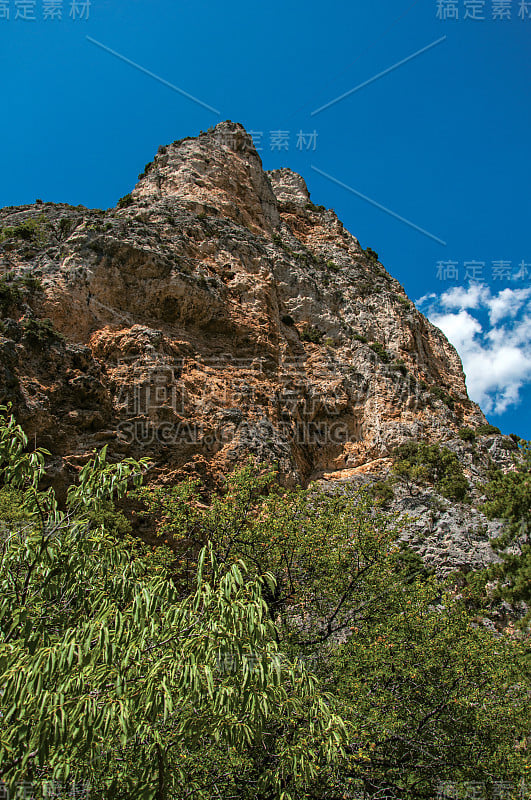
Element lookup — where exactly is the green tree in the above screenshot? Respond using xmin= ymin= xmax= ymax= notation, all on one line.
xmin=1 ymin=411 xmax=528 ymax=800
xmin=137 ymin=465 xmax=404 ymax=654
xmin=318 ymin=577 xmax=529 ymax=799
xmin=139 ymin=464 xmax=530 ymax=799
xmin=392 ymin=440 xmax=469 ymax=502
xmin=0 ymin=411 xmax=345 ymax=799
xmin=481 ymin=440 xmax=531 ymax=626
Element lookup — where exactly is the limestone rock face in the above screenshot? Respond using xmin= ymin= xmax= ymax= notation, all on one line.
xmin=132 ymin=122 xmax=280 ymax=234
xmin=0 ymin=119 xmax=512 ymax=568
xmin=267 ymin=169 xmax=310 ymax=206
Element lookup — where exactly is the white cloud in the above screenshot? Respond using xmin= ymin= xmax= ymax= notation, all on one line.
xmin=429 ymin=310 xmax=482 ymax=352
xmin=439 ymin=284 xmax=489 ymax=311
xmin=415 ymin=292 xmax=437 ymax=307
xmin=486 ymin=287 xmax=531 ymax=325
xmin=416 ymin=286 xmax=531 ymax=416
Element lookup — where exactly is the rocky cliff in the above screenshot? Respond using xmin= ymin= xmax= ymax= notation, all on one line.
xmin=0 ymin=120 xmax=517 ymax=574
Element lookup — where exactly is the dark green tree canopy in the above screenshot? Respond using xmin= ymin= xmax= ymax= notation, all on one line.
xmin=0 ymin=410 xmax=529 ymax=800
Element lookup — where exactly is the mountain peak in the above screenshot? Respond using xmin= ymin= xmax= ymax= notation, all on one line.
xmin=267 ymin=168 xmax=311 ymax=207
xmin=0 ymin=121 xmax=498 ymax=530
xmin=132 ymin=120 xmax=280 ymax=233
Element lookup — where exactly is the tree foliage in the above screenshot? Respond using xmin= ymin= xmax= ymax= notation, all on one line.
xmin=0 ymin=411 xmax=345 ymax=799
xmin=137 ymin=465 xmax=404 ymax=652
xmin=0 ymin=411 xmax=529 ymax=799
xmin=481 ymin=440 xmax=531 ymax=625
xmin=322 ymin=577 xmax=529 ymax=799
xmin=392 ymin=440 xmax=470 ymax=502
xmin=140 ymin=464 xmax=530 ymax=799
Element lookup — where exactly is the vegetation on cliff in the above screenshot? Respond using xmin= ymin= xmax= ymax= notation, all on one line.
xmin=0 ymin=410 xmax=529 ymax=799
xmin=392 ymin=440 xmax=470 ymax=502
xmin=465 ymin=440 xmax=531 ymax=630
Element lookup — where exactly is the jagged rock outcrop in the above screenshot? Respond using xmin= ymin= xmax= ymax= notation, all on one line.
xmin=0 ymin=120 xmax=515 ymax=570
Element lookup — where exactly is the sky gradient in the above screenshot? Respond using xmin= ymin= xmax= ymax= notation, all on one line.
xmin=1 ymin=0 xmax=530 ymax=436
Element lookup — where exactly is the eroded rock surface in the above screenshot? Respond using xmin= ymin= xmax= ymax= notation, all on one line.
xmin=0 ymin=120 xmax=513 ymax=569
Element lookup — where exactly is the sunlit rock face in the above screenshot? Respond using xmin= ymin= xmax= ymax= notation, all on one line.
xmin=1 ymin=119 xmax=514 ymax=570
xmin=133 ymin=122 xmax=280 ymax=235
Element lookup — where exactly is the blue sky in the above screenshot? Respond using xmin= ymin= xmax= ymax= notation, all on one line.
xmin=1 ymin=0 xmax=530 ymax=437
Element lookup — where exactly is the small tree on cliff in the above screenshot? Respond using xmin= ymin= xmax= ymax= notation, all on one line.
xmin=481 ymin=440 xmax=531 ymax=627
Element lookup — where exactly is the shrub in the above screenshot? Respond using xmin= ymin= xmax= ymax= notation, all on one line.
xmin=352 ymin=333 xmax=368 ymax=344
xmin=437 ymin=470 xmax=470 ymax=503
xmin=20 ymin=275 xmax=42 ymax=291
xmin=300 ymin=326 xmax=323 ymax=344
xmin=0 ymin=275 xmax=42 ymax=315
xmin=369 ymin=342 xmax=392 ymax=363
xmin=138 ymin=161 xmax=153 ymax=180
xmin=117 ymin=193 xmax=134 ymax=209
xmin=0 ymin=281 xmax=21 ymax=314
xmin=459 ymin=427 xmax=476 ymax=442
xmin=476 ymin=423 xmax=501 ymax=436
xmin=369 ymin=479 xmax=395 ymax=506
xmin=430 ymin=385 xmax=455 ymax=410
xmin=390 ymin=360 xmax=408 ymax=376
xmin=396 ymin=294 xmax=411 ymax=308
xmin=480 ymin=440 xmax=531 ymax=627
xmin=391 ymin=542 xmax=434 ymax=584
xmin=21 ymin=317 xmax=64 ymax=348
xmin=0 ymin=216 xmax=49 ymax=246
xmin=365 ymin=246 xmax=379 ymax=263
xmin=357 ymin=280 xmax=374 ymax=297
xmin=10 ymin=223 xmax=35 ymax=241
xmin=326 ymin=260 xmax=340 ymax=272
xmin=305 ymin=201 xmax=326 ymax=213
xmin=58 ymin=217 xmax=74 ymax=239
xmin=393 ymin=440 xmax=470 ymax=502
